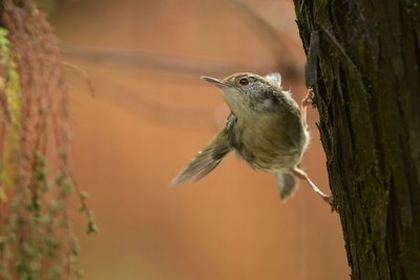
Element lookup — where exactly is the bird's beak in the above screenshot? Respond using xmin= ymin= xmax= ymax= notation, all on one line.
xmin=200 ymin=76 xmax=227 ymax=88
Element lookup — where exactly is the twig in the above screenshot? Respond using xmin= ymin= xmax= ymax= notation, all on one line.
xmin=62 ymin=61 xmax=95 ymax=97
xmin=228 ymin=0 xmax=304 ymax=78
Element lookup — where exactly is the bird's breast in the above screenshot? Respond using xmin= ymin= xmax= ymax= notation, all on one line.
xmin=232 ymin=113 xmax=308 ymax=171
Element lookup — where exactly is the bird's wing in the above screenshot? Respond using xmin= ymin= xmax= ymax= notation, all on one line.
xmin=171 ymin=115 xmax=235 ymax=186
xmin=275 ymin=172 xmax=298 ymax=201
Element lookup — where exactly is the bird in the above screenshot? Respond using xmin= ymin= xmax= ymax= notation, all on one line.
xmin=171 ymin=72 xmax=332 ymax=207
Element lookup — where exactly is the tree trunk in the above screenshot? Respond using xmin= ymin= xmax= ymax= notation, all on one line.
xmin=293 ymin=1 xmax=420 ymax=279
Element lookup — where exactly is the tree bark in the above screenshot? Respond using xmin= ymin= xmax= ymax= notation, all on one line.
xmin=293 ymin=1 xmax=420 ymax=279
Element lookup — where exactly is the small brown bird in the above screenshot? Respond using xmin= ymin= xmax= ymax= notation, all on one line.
xmin=172 ymin=72 xmax=332 ymax=206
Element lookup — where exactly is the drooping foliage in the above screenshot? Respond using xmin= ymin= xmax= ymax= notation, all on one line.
xmin=0 ymin=1 xmax=96 ymax=279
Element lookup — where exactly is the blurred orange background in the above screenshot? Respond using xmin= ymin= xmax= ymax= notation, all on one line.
xmin=49 ymin=0 xmax=349 ymax=279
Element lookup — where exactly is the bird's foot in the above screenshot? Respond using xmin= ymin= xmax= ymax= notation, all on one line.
xmin=301 ymin=88 xmax=316 ymax=108
xmin=323 ymin=195 xmax=336 ymax=212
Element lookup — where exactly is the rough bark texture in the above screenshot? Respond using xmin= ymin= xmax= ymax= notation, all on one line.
xmin=294 ymin=1 xmax=420 ymax=279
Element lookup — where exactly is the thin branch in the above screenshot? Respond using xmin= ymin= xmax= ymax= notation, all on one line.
xmin=62 ymin=61 xmax=95 ymax=97
xmin=228 ymin=0 xmax=304 ymax=78
xmin=61 ymin=40 xmax=303 ymax=81
xmin=61 ymin=44 xmax=267 ymax=77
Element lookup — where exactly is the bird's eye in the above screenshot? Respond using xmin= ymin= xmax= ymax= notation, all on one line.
xmin=238 ymin=78 xmax=249 ymax=86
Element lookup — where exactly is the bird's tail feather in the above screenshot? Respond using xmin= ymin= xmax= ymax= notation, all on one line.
xmin=276 ymin=172 xmax=298 ymax=201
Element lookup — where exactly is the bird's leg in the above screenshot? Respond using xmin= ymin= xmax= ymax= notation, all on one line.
xmin=293 ymin=167 xmax=335 ymax=210
xmin=298 ymin=90 xmax=335 ymax=210
xmin=300 ymin=88 xmax=315 ymax=128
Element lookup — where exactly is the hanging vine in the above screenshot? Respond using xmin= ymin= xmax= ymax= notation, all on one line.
xmin=0 ymin=1 xmax=96 ymax=279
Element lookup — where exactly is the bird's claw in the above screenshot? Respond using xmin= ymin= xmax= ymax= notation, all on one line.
xmin=324 ymin=195 xmax=336 ymax=212
xmin=302 ymin=88 xmax=316 ymax=108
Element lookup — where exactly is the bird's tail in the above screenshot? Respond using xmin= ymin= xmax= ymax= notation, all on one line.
xmin=275 ymin=172 xmax=298 ymax=201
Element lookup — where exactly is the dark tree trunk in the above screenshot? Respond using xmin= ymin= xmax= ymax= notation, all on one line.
xmin=293 ymin=1 xmax=420 ymax=279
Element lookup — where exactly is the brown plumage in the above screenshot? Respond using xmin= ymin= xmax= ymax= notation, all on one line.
xmin=172 ymin=73 xmax=332 ymax=206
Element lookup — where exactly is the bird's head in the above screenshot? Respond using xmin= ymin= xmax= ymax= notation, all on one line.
xmin=201 ymin=72 xmax=283 ymax=116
